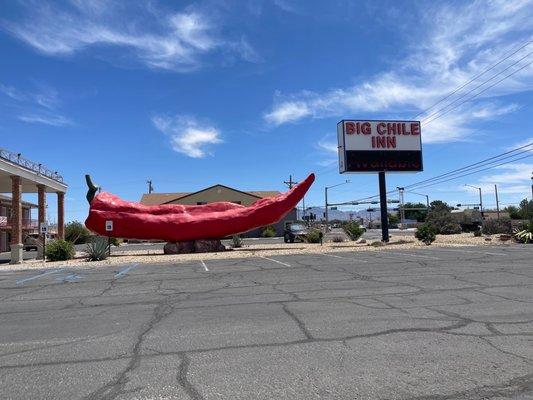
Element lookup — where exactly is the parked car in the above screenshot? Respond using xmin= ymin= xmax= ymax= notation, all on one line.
xmin=23 ymin=234 xmax=40 ymax=251
xmin=283 ymin=222 xmax=309 ymax=243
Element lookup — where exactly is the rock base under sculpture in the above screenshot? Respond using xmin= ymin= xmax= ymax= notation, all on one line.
xmin=164 ymin=239 xmax=226 ymax=254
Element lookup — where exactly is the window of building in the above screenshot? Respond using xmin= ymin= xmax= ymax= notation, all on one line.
xmin=196 ymin=202 xmax=207 ymax=205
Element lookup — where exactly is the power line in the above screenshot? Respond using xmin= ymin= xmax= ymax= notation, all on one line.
xmin=404 ymin=142 xmax=533 ymax=189
xmin=413 ymin=40 xmax=532 ymax=119
xmin=423 ymin=60 xmax=533 ymax=126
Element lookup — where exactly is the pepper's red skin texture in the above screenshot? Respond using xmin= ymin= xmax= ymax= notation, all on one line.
xmin=85 ymin=173 xmax=315 ymax=241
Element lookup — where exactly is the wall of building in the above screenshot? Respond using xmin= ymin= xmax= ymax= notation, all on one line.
xmin=167 ymin=186 xmax=260 ymax=206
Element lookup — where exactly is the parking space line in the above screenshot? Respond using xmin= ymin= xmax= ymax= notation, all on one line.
xmin=200 ymin=260 xmax=209 ymax=272
xmin=433 ymin=248 xmax=507 ymax=257
xmin=259 ymin=256 xmax=291 ymax=267
xmin=16 ymin=269 xmax=65 ymax=285
xmin=380 ymin=251 xmax=441 ymax=260
xmin=114 ymin=263 xmax=139 ymax=279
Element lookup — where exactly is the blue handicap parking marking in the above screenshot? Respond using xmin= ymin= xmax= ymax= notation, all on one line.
xmin=114 ymin=263 xmax=139 ymax=279
xmin=16 ymin=269 xmax=65 ymax=285
xmin=55 ymin=273 xmax=84 ymax=283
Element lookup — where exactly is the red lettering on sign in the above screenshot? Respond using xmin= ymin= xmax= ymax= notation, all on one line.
xmin=387 ymin=136 xmax=397 ymax=148
xmin=345 ymin=122 xmax=356 ymax=134
xmin=387 ymin=123 xmax=397 ymax=135
xmin=362 ymin=122 xmax=371 ymax=135
xmin=377 ymin=122 xmax=386 ymax=135
xmin=411 ymin=123 xmax=420 ymax=135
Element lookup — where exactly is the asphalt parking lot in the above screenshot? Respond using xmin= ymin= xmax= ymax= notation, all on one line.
xmin=0 ymin=245 xmax=532 ymax=399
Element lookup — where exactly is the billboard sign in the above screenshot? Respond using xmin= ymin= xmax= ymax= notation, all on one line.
xmin=338 ymin=120 xmax=422 ymax=172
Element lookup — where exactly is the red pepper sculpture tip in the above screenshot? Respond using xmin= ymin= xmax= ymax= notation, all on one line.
xmin=85 ymin=173 xmax=315 ymax=242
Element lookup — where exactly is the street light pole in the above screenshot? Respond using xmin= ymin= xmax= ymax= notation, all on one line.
xmin=465 ymin=184 xmax=483 ymax=218
xmin=324 ymin=180 xmax=349 ymax=230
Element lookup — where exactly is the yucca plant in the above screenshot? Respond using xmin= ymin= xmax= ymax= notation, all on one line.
xmin=514 ymin=221 xmax=533 ymax=244
xmin=86 ymin=236 xmax=110 ymax=261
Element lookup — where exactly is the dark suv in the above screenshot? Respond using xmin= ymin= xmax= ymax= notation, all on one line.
xmin=283 ymin=223 xmax=309 ymax=243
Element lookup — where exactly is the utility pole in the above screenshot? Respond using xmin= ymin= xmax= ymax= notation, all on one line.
xmin=465 ymin=184 xmax=483 ymax=219
xmin=494 ymin=184 xmax=500 ymax=220
xmin=284 ymin=175 xmax=298 ymax=189
xmin=397 ymin=187 xmax=405 ymax=229
xmin=324 ymin=186 xmax=328 ymax=227
xmin=147 ymin=180 xmax=154 ymax=194
xmin=379 ymin=172 xmax=389 ymax=242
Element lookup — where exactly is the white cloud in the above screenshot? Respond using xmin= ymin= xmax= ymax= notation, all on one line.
xmin=152 ymin=115 xmax=222 ymax=158
xmin=263 ymin=0 xmax=533 ymax=143
xmin=17 ymin=114 xmax=73 ymax=127
xmin=2 ymin=1 xmax=256 ymax=71
xmin=317 ymin=139 xmax=338 ymax=154
xmin=264 ymin=101 xmax=310 ymax=125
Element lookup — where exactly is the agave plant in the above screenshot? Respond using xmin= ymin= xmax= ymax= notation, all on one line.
xmin=86 ymin=236 xmax=110 ymax=261
xmin=514 ymin=229 xmax=533 ymax=243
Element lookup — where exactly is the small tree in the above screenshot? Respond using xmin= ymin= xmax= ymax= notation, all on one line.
xmin=415 ymin=224 xmax=437 ymax=245
xmin=403 ymin=202 xmax=428 ymax=222
xmin=342 ymin=220 xmax=365 ymax=240
xmin=65 ymin=221 xmax=91 ymax=244
xmin=426 ymin=200 xmax=461 ymax=234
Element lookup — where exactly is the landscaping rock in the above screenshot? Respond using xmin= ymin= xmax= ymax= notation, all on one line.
xmin=195 ymin=239 xmax=226 ymax=253
xmin=356 ymin=238 xmax=366 ymax=244
xmin=499 ymin=234 xmax=512 ymax=242
xmin=164 ymin=241 xmax=195 ymax=254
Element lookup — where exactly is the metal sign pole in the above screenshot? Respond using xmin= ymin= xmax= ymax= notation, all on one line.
xmin=378 ymin=172 xmax=389 ymax=242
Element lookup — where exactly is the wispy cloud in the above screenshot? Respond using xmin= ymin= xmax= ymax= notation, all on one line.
xmin=263 ymin=0 xmax=533 ymax=144
xmin=152 ymin=115 xmax=223 ymax=158
xmin=1 ymin=1 xmax=257 ymax=72
xmin=17 ymin=114 xmax=73 ymax=127
xmin=0 ymin=81 xmax=70 ymax=126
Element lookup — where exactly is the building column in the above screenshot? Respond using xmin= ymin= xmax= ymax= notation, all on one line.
xmin=10 ymin=175 xmax=23 ymax=264
xmin=37 ymin=184 xmax=46 ymax=258
xmin=57 ymin=192 xmax=65 ymax=240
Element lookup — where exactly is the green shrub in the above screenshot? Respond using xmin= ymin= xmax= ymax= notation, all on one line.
xmin=482 ymin=218 xmax=512 ymax=235
xmin=86 ymin=236 xmax=110 ymax=261
xmin=342 ymin=221 xmax=365 ymax=241
xmin=65 ymin=221 xmax=91 ymax=244
xmin=109 ymin=237 xmax=120 ymax=246
xmin=473 ymin=229 xmax=482 ymax=237
xmin=231 ymin=235 xmax=243 ymax=248
xmin=261 ymin=225 xmax=276 ymax=237
xmin=415 ymin=224 xmax=437 ymax=245
xmin=45 ymin=239 xmax=75 ymax=261
xmin=305 ymin=229 xmax=322 ymax=243
xmin=426 ymin=201 xmax=459 ymax=234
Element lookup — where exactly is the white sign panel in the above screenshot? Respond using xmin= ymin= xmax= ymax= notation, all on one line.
xmin=338 ymin=120 xmax=423 ymax=173
xmin=40 ymin=223 xmax=48 ymax=234
xmin=105 ymin=220 xmax=113 ymax=232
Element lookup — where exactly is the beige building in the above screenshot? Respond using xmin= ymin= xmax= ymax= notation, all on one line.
xmin=140 ymin=184 xmax=297 ymax=237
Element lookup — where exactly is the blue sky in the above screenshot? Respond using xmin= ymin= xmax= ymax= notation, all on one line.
xmin=1 ymin=0 xmax=532 ymax=223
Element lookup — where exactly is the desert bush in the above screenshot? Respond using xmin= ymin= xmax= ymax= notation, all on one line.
xmin=369 ymin=241 xmax=384 ymax=247
xmin=86 ymin=236 xmax=110 ymax=261
xmin=261 ymin=225 xmax=276 ymax=237
xmin=65 ymin=221 xmax=91 ymax=244
xmin=342 ymin=221 xmax=365 ymax=241
xmin=231 ymin=235 xmax=243 ymax=248
xmin=305 ymin=229 xmax=322 ymax=243
xmin=45 ymin=239 xmax=75 ymax=261
xmin=109 ymin=237 xmax=120 ymax=246
xmin=331 ymin=235 xmax=344 ymax=243
xmin=473 ymin=229 xmax=482 ymax=237
xmin=415 ymin=224 xmax=437 ymax=245
xmin=482 ymin=217 xmax=512 ymax=235
xmin=439 ymin=222 xmax=462 ymax=235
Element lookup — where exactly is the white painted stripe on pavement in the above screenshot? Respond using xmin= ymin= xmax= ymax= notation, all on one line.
xmin=260 ymin=256 xmax=291 ymax=267
xmin=16 ymin=269 xmax=65 ymax=285
xmin=200 ymin=259 xmax=209 ymax=272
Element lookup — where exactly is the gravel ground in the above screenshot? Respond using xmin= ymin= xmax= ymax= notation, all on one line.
xmin=0 ymin=233 xmax=514 ymax=272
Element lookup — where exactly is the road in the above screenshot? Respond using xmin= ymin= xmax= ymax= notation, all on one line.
xmin=0 ymin=245 xmax=532 ymax=399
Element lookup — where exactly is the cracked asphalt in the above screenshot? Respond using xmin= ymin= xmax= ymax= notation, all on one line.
xmin=0 ymin=245 xmax=532 ymax=399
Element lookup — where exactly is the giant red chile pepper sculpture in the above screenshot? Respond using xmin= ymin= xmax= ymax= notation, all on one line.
xmin=85 ymin=173 xmax=315 ymax=242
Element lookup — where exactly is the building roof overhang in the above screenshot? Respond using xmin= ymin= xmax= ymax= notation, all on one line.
xmin=0 ymin=156 xmax=67 ymax=193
